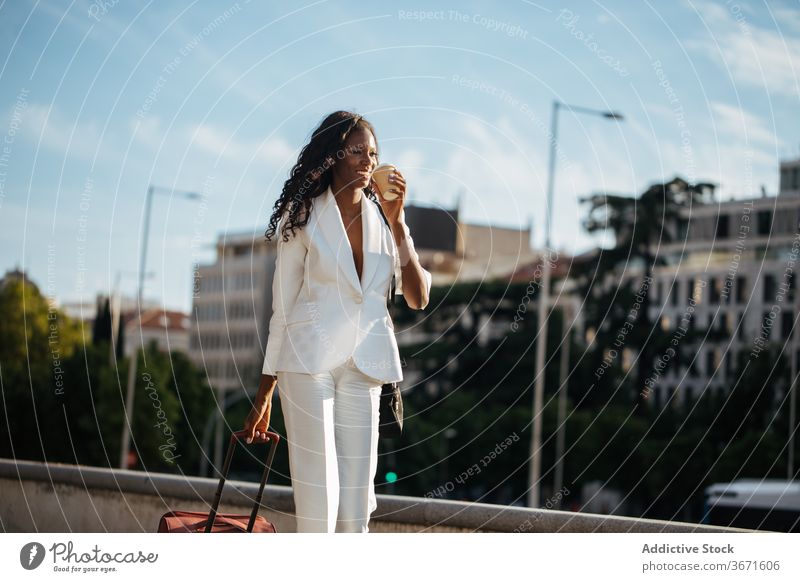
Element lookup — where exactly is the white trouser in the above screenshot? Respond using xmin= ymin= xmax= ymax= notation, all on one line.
xmin=277 ymin=355 xmax=383 ymax=533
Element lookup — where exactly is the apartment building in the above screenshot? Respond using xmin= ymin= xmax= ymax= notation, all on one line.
xmin=403 ymin=203 xmax=537 ymax=284
xmin=643 ymin=160 xmax=800 ymax=408
xmin=190 ymin=231 xmax=274 ymax=393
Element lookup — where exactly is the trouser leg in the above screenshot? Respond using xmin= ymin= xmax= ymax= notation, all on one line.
xmin=333 ymin=360 xmax=383 ymax=533
xmin=277 ymin=369 xmax=338 ymax=533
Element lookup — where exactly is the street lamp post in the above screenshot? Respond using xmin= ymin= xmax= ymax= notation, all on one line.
xmin=553 ymin=298 xmax=574 ymax=508
xmin=789 ymin=348 xmax=796 ymax=479
xmin=527 ymin=101 xmax=623 ymax=507
xmin=109 ymin=269 xmax=153 ymax=367
xmin=118 ymin=184 xmax=200 ymax=470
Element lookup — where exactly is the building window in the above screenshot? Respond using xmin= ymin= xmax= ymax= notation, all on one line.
xmin=782 ymin=311 xmax=794 ymax=340
xmin=716 ymin=214 xmax=730 ymax=239
xmin=715 ymin=312 xmax=724 ymax=334
xmin=757 ymin=210 xmax=772 ymax=236
xmin=689 ymin=357 xmax=699 ymax=377
xmin=764 ymin=274 xmax=776 ymax=302
xmin=720 ymin=278 xmax=729 ymax=304
xmin=736 ymin=276 xmax=747 ymax=304
xmin=709 ymin=277 xmax=720 ymax=303
xmin=737 ymin=311 xmax=745 ymax=340
xmin=677 ymin=219 xmax=688 ymax=240
xmin=763 ymin=311 xmax=774 ymax=339
xmin=683 ymin=388 xmax=693 ymax=412
xmin=671 ymin=279 xmax=680 ymax=307
xmin=737 ymin=349 xmax=748 ymax=374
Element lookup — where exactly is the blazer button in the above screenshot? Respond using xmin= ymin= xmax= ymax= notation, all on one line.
xmin=354 ymin=295 xmax=363 ymax=304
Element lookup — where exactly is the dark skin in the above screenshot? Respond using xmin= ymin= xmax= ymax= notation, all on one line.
xmin=244 ymin=126 xmax=429 ymax=443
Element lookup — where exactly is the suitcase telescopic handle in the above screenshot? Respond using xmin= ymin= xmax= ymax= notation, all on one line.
xmin=204 ymin=430 xmax=281 ymax=533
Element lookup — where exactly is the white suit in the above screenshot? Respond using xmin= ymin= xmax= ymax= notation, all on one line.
xmin=261 ymin=184 xmax=432 ymax=383
xmin=261 ymin=184 xmax=431 ymax=532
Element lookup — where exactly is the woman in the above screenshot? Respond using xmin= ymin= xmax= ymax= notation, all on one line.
xmin=242 ymin=111 xmax=432 ymax=533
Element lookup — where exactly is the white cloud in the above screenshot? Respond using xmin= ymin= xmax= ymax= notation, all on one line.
xmin=17 ymin=102 xmax=106 ymax=159
xmin=188 ymin=122 xmax=295 ymax=165
xmin=129 ymin=115 xmax=163 ymax=148
xmin=392 ymin=115 xmax=614 ymax=253
xmin=710 ymin=101 xmax=781 ymax=146
xmin=688 ymin=0 xmax=800 ymax=97
xmin=130 ymin=115 xmax=295 ymax=166
xmin=772 ymin=6 xmax=800 ymax=33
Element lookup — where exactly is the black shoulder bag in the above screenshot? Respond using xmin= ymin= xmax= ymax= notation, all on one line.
xmin=370 ymin=197 xmax=404 ymax=439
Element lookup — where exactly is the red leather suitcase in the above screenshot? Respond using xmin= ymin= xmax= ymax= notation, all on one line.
xmin=157 ymin=430 xmax=280 ymax=533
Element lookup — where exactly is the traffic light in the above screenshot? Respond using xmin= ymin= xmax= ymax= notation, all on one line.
xmin=385 ymin=471 xmax=398 ymax=483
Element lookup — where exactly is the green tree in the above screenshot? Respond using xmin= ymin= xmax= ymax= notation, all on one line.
xmin=117 ymin=342 xmax=216 ymax=473
xmin=92 ymin=296 xmax=112 ymax=345
xmin=578 ymin=177 xmax=714 ymax=407
xmin=0 ymin=276 xmax=82 ymax=461
xmin=0 ymin=275 xmax=216 ymax=475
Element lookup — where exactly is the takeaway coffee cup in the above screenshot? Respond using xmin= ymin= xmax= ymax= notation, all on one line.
xmin=371 ymin=163 xmax=400 ymax=201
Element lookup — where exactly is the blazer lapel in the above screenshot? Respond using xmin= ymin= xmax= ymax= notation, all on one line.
xmin=314 ymin=185 xmax=362 ymax=295
xmin=360 ymin=191 xmax=382 ymax=292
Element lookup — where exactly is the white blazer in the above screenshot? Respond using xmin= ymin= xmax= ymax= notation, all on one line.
xmin=261 ymin=185 xmax=432 ymax=383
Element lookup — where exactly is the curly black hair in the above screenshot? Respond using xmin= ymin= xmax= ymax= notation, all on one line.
xmin=264 ymin=111 xmax=380 ymax=243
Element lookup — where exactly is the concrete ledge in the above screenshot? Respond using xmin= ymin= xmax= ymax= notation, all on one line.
xmin=0 ymin=459 xmax=753 ymax=533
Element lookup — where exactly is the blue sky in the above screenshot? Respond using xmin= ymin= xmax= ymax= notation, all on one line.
xmin=1 ymin=0 xmax=799 ymax=312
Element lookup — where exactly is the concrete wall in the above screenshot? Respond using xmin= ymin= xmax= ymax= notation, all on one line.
xmin=0 ymin=459 xmax=751 ymax=533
